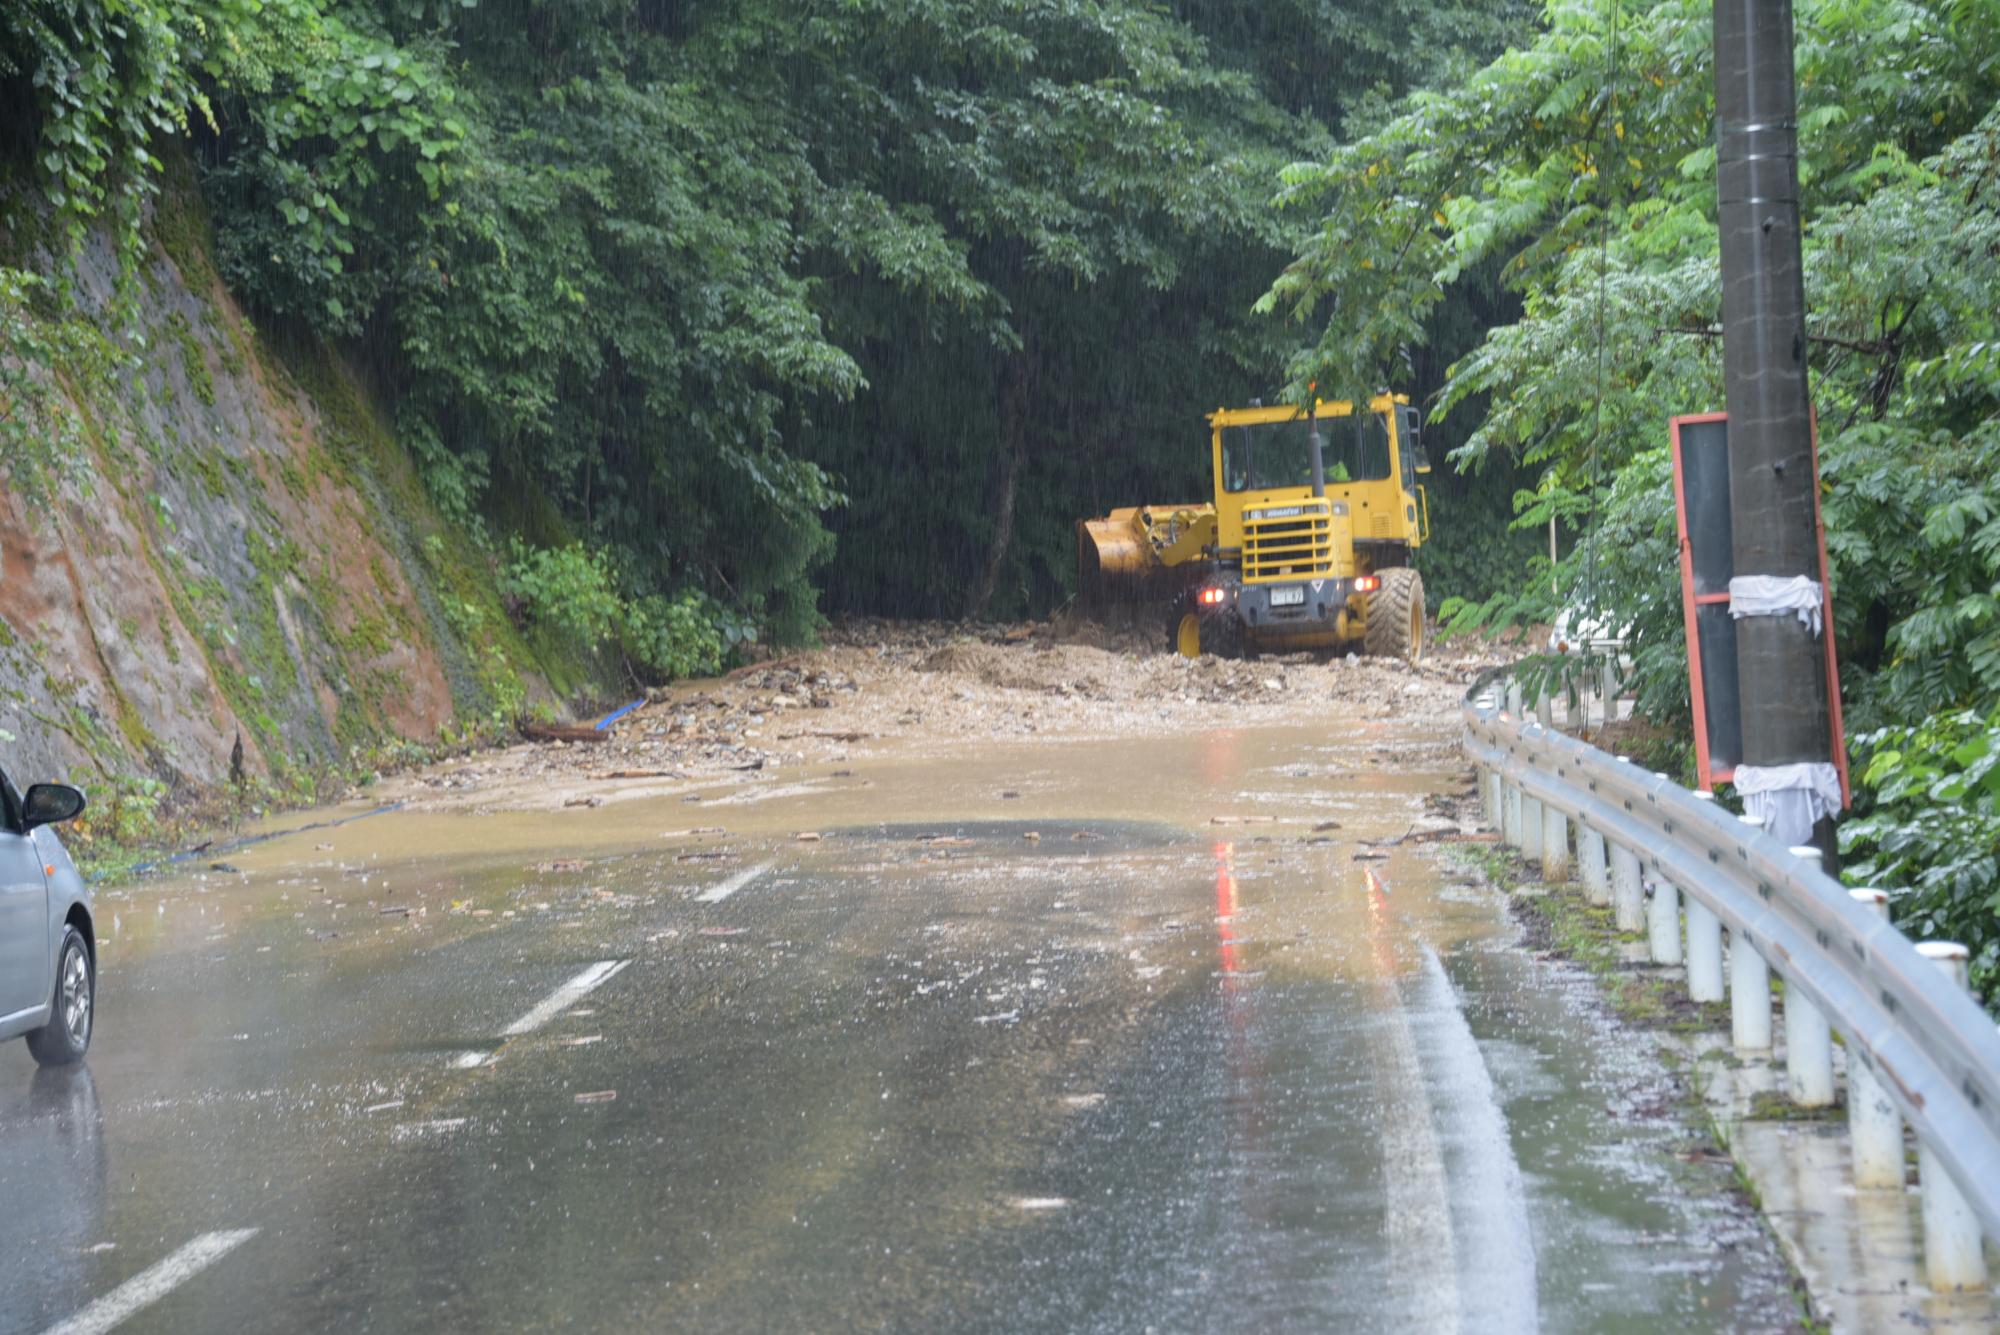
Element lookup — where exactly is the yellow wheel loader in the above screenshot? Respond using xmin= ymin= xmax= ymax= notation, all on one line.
xmin=1076 ymin=394 xmax=1432 ymax=661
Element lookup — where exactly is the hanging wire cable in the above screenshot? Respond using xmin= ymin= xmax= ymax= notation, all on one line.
xmin=1584 ymin=0 xmax=1622 ymax=620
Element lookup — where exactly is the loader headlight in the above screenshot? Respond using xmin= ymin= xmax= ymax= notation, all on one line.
xmin=1198 ymin=587 xmax=1228 ymax=606
xmin=1353 ymin=575 xmax=1381 ymax=594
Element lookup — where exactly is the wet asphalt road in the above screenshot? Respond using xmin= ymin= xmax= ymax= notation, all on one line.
xmin=0 ymin=726 xmax=1800 ymax=1333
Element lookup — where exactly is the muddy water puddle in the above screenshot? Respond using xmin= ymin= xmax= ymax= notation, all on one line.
xmin=125 ymin=724 xmax=1440 ymax=902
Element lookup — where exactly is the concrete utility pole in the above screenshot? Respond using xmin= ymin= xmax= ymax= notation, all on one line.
xmin=1713 ymin=0 xmax=1833 ymax=848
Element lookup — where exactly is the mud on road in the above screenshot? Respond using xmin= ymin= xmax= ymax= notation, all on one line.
xmin=9 ymin=618 xmax=1820 ymax=1335
xmin=371 ymin=619 xmax=1508 ymax=817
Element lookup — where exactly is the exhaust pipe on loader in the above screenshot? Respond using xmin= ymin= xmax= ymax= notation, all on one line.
xmin=1309 ymin=416 xmax=1326 ymax=498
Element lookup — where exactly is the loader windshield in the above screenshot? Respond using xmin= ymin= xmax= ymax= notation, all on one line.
xmin=1220 ymin=412 xmax=1393 ymax=492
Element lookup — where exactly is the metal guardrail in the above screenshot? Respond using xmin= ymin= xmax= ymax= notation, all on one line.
xmin=1462 ymin=667 xmax=2000 ymax=1289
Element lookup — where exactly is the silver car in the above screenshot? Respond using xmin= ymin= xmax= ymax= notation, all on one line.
xmin=0 ymin=765 xmax=93 ymax=1065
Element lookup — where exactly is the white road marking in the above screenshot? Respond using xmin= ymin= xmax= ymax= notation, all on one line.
xmin=43 ymin=1229 xmax=258 ymax=1335
xmin=392 ymin=1118 xmax=468 ymax=1142
xmin=1358 ymin=931 xmax=1460 ymax=1331
xmin=1409 ymin=946 xmax=1539 ymax=1332
xmin=452 ymin=960 xmax=632 ymax=1068
xmin=697 ymin=860 xmax=774 ymax=904
xmin=501 ymin=959 xmax=631 ymax=1037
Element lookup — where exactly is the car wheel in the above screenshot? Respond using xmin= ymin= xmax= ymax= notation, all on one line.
xmin=25 ymin=926 xmax=93 ymax=1067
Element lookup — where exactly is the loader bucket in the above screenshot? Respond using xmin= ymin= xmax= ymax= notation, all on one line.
xmin=1074 ymin=506 xmax=1213 ymax=614
xmin=1077 ymin=510 xmax=1152 ymax=599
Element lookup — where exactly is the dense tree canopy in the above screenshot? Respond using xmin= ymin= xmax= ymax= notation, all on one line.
xmin=4 ymin=0 xmax=1529 ymax=644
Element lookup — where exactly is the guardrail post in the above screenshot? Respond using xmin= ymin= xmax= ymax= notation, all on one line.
xmin=1506 ymin=681 xmax=1524 ymax=717
xmin=1676 ymin=793 xmax=1726 ymax=1001
xmin=1610 ymin=844 xmax=1644 ymax=933
xmin=1599 ymin=661 xmax=1618 ymax=708
xmin=1730 ymin=930 xmax=1773 ymax=1051
xmin=1502 ymin=779 xmax=1522 ymax=848
xmin=1914 ymin=941 xmax=1990 ymax=1292
xmin=1782 ymin=983 xmax=1835 ymax=1106
xmin=1646 ymin=875 xmax=1683 ymax=965
xmin=1579 ymin=826 xmax=1609 ymax=906
xmin=1565 ymin=684 xmax=1583 ymax=731
xmin=1780 ymin=983 xmax=1835 ymax=1100
xmin=1542 ymin=804 xmax=1571 ymax=880
xmin=1535 ymin=691 xmax=1555 ymax=729
xmin=1844 ymin=889 xmax=1904 ymax=1190
xmin=1729 ymin=814 xmax=1773 ymax=1050
xmin=1522 ymin=793 xmax=1545 ymax=864
xmin=1781 ymin=846 xmax=1836 ymax=1106
xmin=1483 ymin=768 xmax=1502 ymax=831
xmin=1684 ymin=899 xmax=1724 ymax=1003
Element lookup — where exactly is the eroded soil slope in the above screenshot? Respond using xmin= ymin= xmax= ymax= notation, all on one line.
xmin=1 ymin=183 xmax=541 ymax=797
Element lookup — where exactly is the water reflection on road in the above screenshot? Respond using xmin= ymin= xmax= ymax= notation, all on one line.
xmin=0 ymin=725 xmax=1800 ymax=1333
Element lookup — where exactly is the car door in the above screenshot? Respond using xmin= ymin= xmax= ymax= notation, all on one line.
xmin=0 ymin=768 xmax=50 ymax=1022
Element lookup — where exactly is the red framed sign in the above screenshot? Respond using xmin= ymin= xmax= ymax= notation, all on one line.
xmin=1669 ymin=411 xmax=1849 ymax=805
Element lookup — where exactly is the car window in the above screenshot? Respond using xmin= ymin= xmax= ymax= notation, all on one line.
xmin=0 ymin=765 xmax=19 ymax=831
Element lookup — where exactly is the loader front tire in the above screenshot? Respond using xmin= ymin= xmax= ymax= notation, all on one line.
xmin=1364 ymin=567 xmax=1425 ymax=663
xmin=1167 ymin=596 xmax=1246 ymax=660
xmin=1172 ymin=609 xmax=1203 ymax=659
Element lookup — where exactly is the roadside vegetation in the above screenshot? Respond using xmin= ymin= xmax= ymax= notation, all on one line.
xmin=1265 ymin=0 xmax=1999 ymax=1001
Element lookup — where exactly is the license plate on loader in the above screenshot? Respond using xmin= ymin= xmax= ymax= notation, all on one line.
xmin=1270 ymin=585 xmax=1305 ymax=607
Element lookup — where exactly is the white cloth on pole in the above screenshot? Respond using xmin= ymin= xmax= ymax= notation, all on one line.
xmin=1728 ymin=575 xmax=1823 ymax=636
xmin=1735 ymin=761 xmax=1843 ymax=847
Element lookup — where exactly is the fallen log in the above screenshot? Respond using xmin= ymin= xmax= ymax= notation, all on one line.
xmin=522 ymin=721 xmax=610 ymax=744
xmin=725 ymin=654 xmax=805 ymax=682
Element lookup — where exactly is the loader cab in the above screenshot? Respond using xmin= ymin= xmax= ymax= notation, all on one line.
xmin=1208 ymin=394 xmax=1426 ymax=581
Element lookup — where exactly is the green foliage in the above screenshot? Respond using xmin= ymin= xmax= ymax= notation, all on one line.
xmin=0 ymin=266 xmax=117 ymax=501
xmin=1275 ymin=0 xmax=2000 ymax=997
xmin=500 ymin=540 xmax=725 ymax=681
xmin=0 ymin=1 xmax=218 ymax=267
xmin=1439 ymin=443 xmax=1689 ymax=734
xmin=622 ymin=591 xmax=729 ymax=684
xmin=1843 ymin=710 xmax=2000 ymax=1002
xmin=64 ymin=772 xmax=171 ymax=875
xmin=4 ymin=0 xmax=1532 ymax=637
xmin=198 ymin=0 xmax=467 ymax=332
xmin=499 ymin=541 xmax=625 ymax=652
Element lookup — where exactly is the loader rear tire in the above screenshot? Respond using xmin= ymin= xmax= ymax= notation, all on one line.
xmin=1364 ymin=567 xmax=1425 ymax=663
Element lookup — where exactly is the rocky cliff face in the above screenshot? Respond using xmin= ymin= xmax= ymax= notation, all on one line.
xmin=0 ymin=180 xmax=553 ymax=804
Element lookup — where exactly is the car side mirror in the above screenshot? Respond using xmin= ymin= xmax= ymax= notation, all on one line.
xmin=22 ymin=784 xmax=86 ymax=831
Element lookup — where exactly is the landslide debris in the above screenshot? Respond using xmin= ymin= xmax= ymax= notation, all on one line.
xmin=373 ymin=619 xmax=1509 ymax=813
